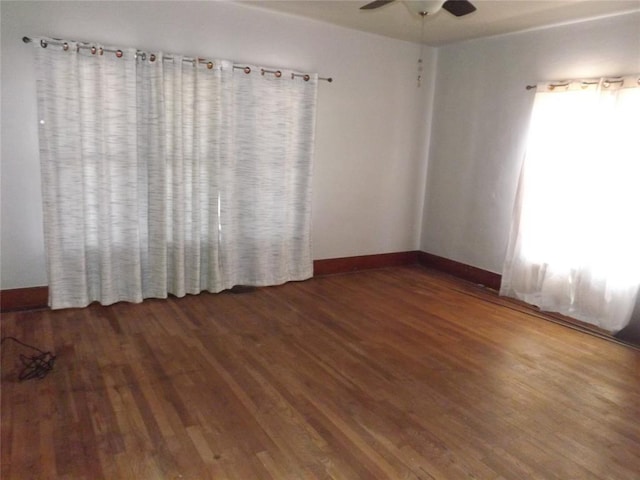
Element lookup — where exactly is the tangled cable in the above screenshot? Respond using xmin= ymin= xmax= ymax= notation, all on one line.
xmin=1 ymin=336 xmax=56 ymax=380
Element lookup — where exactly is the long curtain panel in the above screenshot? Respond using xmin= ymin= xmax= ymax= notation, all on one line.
xmin=500 ymin=76 xmax=640 ymax=332
xmin=34 ymin=39 xmax=317 ymax=309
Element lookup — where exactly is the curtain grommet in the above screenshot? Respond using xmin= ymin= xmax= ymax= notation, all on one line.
xmin=275 ymin=70 xmax=282 ymax=78
xmin=304 ymin=74 xmax=310 ymax=82
xmin=150 ymin=53 xmax=156 ymax=62
xmin=244 ymin=67 xmax=251 ymax=74
xmin=99 ymin=47 xmax=104 ymax=56
xmin=207 ymin=61 xmax=214 ymax=70
xmin=91 ymin=46 xmax=97 ymax=55
xmin=40 ymin=39 xmax=48 ymax=48
xmin=63 ymin=42 xmax=69 ymax=51
xmin=116 ymin=50 xmax=123 ymax=58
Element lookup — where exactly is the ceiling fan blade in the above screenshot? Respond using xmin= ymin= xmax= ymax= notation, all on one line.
xmin=442 ymin=0 xmax=476 ymax=16
xmin=360 ymin=0 xmax=395 ymax=10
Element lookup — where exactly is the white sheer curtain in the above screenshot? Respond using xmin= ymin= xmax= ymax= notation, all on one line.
xmin=34 ymin=39 xmax=317 ymax=309
xmin=501 ymin=76 xmax=640 ymax=332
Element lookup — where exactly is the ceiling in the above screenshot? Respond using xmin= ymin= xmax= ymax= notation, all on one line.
xmin=240 ymin=0 xmax=640 ymax=46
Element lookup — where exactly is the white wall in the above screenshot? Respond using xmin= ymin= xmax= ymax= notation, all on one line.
xmin=0 ymin=1 xmax=436 ymax=289
xmin=420 ymin=11 xmax=640 ymax=274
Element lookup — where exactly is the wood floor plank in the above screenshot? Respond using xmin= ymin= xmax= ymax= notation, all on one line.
xmin=2 ymin=266 xmax=639 ymax=479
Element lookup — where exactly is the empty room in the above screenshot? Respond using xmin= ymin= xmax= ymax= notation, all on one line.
xmin=1 ymin=1 xmax=639 ymax=478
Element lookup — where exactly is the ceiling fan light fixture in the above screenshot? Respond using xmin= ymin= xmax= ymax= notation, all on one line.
xmin=404 ymin=0 xmax=445 ymax=16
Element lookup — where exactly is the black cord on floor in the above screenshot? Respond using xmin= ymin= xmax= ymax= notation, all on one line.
xmin=1 ymin=336 xmax=56 ymax=380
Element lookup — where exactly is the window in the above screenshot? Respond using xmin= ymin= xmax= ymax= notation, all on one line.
xmin=501 ymin=76 xmax=640 ymax=332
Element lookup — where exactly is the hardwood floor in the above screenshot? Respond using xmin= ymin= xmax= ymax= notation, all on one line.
xmin=2 ymin=266 xmax=639 ymax=479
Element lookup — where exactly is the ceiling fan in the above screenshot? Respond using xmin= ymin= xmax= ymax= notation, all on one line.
xmin=360 ymin=0 xmax=476 ymax=17
xmin=361 ymin=1 xmax=476 ymax=87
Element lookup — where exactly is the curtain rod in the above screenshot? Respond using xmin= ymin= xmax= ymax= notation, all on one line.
xmin=526 ymin=77 xmax=632 ymax=91
xmin=22 ymin=36 xmax=333 ymax=83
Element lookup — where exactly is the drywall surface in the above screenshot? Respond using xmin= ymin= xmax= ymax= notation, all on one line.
xmin=420 ymin=11 xmax=640 ymax=274
xmin=0 ymin=1 xmax=435 ymax=289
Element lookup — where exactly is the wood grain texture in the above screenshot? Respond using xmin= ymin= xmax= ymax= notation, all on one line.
xmin=2 ymin=266 xmax=639 ymax=479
